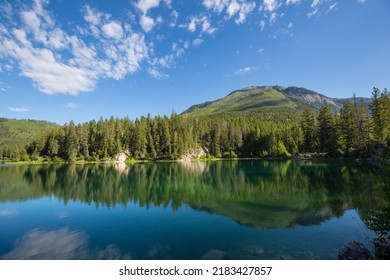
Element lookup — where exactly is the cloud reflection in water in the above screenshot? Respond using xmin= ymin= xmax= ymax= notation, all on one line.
xmin=1 ymin=228 xmax=131 ymax=260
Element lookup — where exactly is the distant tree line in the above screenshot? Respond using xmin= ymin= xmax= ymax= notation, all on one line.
xmin=0 ymin=87 xmax=389 ymax=162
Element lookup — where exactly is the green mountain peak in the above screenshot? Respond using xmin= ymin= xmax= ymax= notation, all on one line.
xmin=181 ymin=85 xmax=358 ymax=115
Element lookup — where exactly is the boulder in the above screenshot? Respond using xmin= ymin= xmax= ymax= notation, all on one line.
xmin=179 ymin=147 xmax=207 ymax=162
xmin=338 ymin=241 xmax=374 ymax=260
xmin=374 ymin=238 xmax=390 ymax=260
xmin=114 ymin=152 xmax=128 ymax=162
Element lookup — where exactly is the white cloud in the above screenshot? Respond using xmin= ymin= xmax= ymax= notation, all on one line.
xmin=357 ymin=0 xmax=366 ymax=3
xmin=307 ymin=8 xmax=318 ymax=17
xmin=140 ymin=14 xmax=155 ymax=32
xmin=1 ymin=38 xmax=97 ymax=95
xmin=270 ymin=12 xmax=278 ymax=24
xmin=148 ymin=39 xmax=189 ymax=76
xmin=2 ymin=64 xmax=13 ymax=72
xmin=203 ymin=0 xmax=256 ymax=25
xmin=169 ymin=10 xmax=179 ymax=27
xmin=66 ymin=102 xmax=77 ymax=109
xmin=327 ymin=2 xmax=337 ymax=13
xmin=135 ymin=0 xmax=161 ymax=32
xmin=83 ymin=5 xmax=104 ymax=26
xmin=236 ymin=2 xmax=256 ymax=24
xmin=47 ymin=28 xmax=68 ymax=49
xmin=263 ymin=0 xmax=280 ymax=12
xmin=21 ymin=10 xmax=41 ymax=34
xmin=135 ymin=0 xmax=160 ymax=14
xmin=307 ymin=0 xmax=337 ymax=17
xmin=201 ymin=18 xmax=215 ymax=34
xmin=0 ymin=81 xmax=10 ymax=92
xmin=163 ymin=0 xmax=172 ymax=7
xmin=158 ymin=54 xmax=175 ymax=68
xmin=8 ymin=106 xmax=30 ymax=112
xmin=12 ymin=29 xmax=32 ymax=48
xmin=102 ymin=21 xmax=123 ymax=39
xmin=192 ymin=38 xmax=204 ymax=46
xmin=261 ymin=0 xmax=281 ymax=24
xmin=273 ymin=22 xmax=294 ymax=38
xmin=156 ymin=16 xmax=163 ymax=24
xmin=187 ymin=18 xmax=197 ymax=32
xmin=311 ymin=0 xmax=323 ymax=8
xmin=286 ymin=0 xmax=300 ymax=4
xmin=0 ymin=1 xmax=149 ymax=95
xmin=227 ymin=1 xmax=241 ymax=17
xmin=148 ymin=67 xmax=168 ymax=79
xmin=258 ymin=48 xmax=264 ymax=55
xmin=184 ymin=15 xmax=216 ymax=34
xmin=203 ymin=0 xmax=229 ymax=13
xmin=234 ymin=66 xmax=256 ymax=75
xmin=31 ymin=0 xmax=54 ymax=26
xmin=259 ymin=20 xmax=266 ymax=31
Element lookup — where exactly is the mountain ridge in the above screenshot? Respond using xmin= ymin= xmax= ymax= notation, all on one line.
xmin=181 ymin=86 xmax=371 ymax=115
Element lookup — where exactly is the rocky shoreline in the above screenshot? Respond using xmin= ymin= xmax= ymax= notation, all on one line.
xmin=338 ymin=238 xmax=390 ymax=260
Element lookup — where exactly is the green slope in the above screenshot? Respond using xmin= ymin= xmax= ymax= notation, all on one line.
xmin=0 ymin=118 xmax=58 ymax=146
xmin=183 ymin=86 xmax=297 ymax=115
xmin=182 ymin=86 xmax=349 ymax=115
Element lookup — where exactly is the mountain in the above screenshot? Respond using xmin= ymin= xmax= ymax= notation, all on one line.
xmin=182 ymin=86 xmax=370 ymax=115
xmin=0 ymin=118 xmax=58 ymax=147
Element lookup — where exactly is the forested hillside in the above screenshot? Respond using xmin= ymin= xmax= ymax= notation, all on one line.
xmin=0 ymin=87 xmax=389 ymax=162
xmin=0 ymin=118 xmax=58 ymax=161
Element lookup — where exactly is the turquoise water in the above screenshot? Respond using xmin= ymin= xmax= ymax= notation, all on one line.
xmin=0 ymin=160 xmax=379 ymax=259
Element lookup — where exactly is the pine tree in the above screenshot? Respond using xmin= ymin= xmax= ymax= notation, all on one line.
xmin=318 ymin=105 xmax=338 ymax=154
xmin=65 ymin=121 xmax=79 ymax=162
xmin=353 ymin=95 xmax=368 ymax=151
xmin=340 ymin=101 xmax=359 ymax=152
xmin=301 ymin=108 xmax=318 ymax=152
xmin=77 ymin=125 xmax=89 ymax=159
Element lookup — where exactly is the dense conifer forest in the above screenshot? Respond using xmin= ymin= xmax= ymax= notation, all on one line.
xmin=0 ymin=87 xmax=389 ymax=162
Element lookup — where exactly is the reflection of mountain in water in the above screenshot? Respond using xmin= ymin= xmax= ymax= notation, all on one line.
xmin=0 ymin=161 xmax=379 ymax=230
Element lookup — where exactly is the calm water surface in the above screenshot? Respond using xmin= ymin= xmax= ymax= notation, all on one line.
xmin=0 ymin=160 xmax=380 ymax=259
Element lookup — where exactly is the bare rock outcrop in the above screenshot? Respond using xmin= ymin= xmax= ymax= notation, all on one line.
xmin=179 ymin=147 xmax=208 ymax=162
xmin=114 ymin=151 xmax=129 ymax=162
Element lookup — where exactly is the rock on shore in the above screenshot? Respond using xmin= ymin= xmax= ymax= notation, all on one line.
xmin=338 ymin=241 xmax=374 ymax=260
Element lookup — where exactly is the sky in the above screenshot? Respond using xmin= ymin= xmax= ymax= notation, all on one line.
xmin=0 ymin=0 xmax=389 ymax=124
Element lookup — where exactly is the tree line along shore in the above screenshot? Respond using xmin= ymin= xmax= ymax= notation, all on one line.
xmin=0 ymin=88 xmax=389 ymax=163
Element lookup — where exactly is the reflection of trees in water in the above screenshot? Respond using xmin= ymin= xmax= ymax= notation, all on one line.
xmin=0 ymin=161 xmax=380 ymax=229
xmin=363 ymin=161 xmax=390 ymax=238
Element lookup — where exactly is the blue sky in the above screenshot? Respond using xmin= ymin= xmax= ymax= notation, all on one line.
xmin=0 ymin=0 xmax=389 ymax=124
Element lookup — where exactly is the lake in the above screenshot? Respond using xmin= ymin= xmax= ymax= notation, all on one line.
xmin=0 ymin=160 xmax=380 ymax=260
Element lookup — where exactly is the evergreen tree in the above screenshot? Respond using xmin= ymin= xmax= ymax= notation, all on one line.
xmin=301 ymin=109 xmax=318 ymax=152
xmin=353 ymin=95 xmax=368 ymax=151
xmin=371 ymin=87 xmax=390 ymax=145
xmin=340 ymin=101 xmax=359 ymax=153
xmin=77 ymin=125 xmax=89 ymax=159
xmin=318 ymin=105 xmax=338 ymax=154
xmin=65 ymin=121 xmax=79 ymax=162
